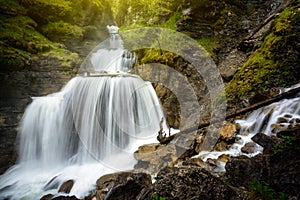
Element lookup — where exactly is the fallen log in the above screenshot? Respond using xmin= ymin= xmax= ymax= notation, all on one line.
xmin=180 ymin=86 xmax=300 ymax=135
xmin=242 ymin=0 xmax=292 ymax=42
xmin=225 ymin=86 xmax=300 ymax=120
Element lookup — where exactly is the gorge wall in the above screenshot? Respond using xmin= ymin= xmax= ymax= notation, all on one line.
xmin=0 ymin=0 xmax=299 ymax=176
xmin=0 ymin=0 xmax=113 ymax=173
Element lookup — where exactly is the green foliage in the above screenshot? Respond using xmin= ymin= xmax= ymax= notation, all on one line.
xmin=273 ymin=136 xmax=296 ymax=153
xmin=250 ymin=180 xmax=288 ymax=200
xmin=150 ymin=193 xmax=166 ymax=200
xmin=153 ymin=176 xmax=162 ymax=182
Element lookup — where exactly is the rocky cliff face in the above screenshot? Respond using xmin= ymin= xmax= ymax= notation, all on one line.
xmin=1 ymin=0 xmax=299 ymax=198
xmin=136 ymin=0 xmax=298 ymax=128
xmin=0 ymin=53 xmax=79 ymax=173
xmin=0 ymin=0 xmax=113 ymax=174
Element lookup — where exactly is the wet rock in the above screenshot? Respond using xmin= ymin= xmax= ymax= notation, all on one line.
xmin=219 ymin=123 xmax=238 ymax=142
xmin=43 ymin=176 xmax=59 ymax=190
xmin=225 ymin=154 xmax=267 ymax=188
xmin=206 ymin=158 xmax=218 ymax=167
xmin=251 ymin=132 xmax=280 ymax=153
xmin=173 ymin=133 xmax=197 ymax=158
xmin=52 ymin=196 xmax=80 ymax=200
xmin=218 ymin=154 xmax=231 ymax=163
xmin=150 ymin=166 xmax=244 ymax=200
xmin=277 ymin=116 xmax=289 ymax=123
xmin=134 ymin=142 xmax=178 ymax=173
xmin=58 ymin=180 xmax=74 ymax=194
xmin=220 ymin=67 xmax=238 ymax=82
xmin=277 ymin=127 xmax=300 ymax=138
xmin=134 ymin=131 xmax=200 ymax=173
xmin=213 ymin=123 xmax=238 ymax=151
xmin=214 ymin=141 xmax=231 ymax=151
xmin=182 ymin=157 xmax=206 ymax=168
xmin=96 ymin=171 xmax=151 ymax=200
xmin=241 ymin=142 xmax=256 ymax=154
xmin=40 ymin=194 xmax=54 ymax=200
xmin=225 ymin=138 xmax=300 ymax=199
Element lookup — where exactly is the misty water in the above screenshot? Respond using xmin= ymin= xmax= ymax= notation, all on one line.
xmin=0 ymin=25 xmax=168 ymax=199
xmin=0 ymin=24 xmax=299 ymax=199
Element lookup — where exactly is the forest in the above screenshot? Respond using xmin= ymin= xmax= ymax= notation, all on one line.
xmin=0 ymin=0 xmax=299 ymax=199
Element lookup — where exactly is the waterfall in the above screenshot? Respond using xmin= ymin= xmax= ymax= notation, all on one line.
xmin=199 ymin=84 xmax=300 ymax=170
xmin=0 ymin=25 xmax=167 ymax=199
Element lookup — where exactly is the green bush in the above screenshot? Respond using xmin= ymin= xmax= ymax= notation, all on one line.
xmin=250 ymin=180 xmax=288 ymax=200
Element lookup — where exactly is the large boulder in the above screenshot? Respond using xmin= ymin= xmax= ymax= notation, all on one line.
xmin=148 ymin=165 xmax=246 ymax=200
xmin=225 ymin=129 xmax=300 ymax=199
xmin=96 ymin=171 xmax=152 ymax=200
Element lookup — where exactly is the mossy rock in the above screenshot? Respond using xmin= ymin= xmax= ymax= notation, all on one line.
xmin=226 ymin=2 xmax=300 ymax=105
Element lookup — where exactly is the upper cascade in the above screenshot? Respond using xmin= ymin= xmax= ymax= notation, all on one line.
xmin=107 ymin=25 xmax=119 ymax=34
xmin=78 ymin=25 xmax=136 ymax=75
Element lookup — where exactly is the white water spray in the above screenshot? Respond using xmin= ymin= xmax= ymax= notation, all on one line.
xmin=199 ymin=84 xmax=300 ymax=171
xmin=0 ymin=25 xmax=167 ymax=199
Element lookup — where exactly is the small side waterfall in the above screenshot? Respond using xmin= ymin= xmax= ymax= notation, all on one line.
xmin=199 ymin=84 xmax=300 ymax=169
xmin=0 ymin=25 xmax=167 ymax=199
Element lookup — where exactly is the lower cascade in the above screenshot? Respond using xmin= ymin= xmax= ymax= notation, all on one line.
xmin=0 ymin=25 xmax=167 ymax=199
xmin=1 ymin=24 xmax=299 ymax=199
xmin=199 ymin=84 xmax=300 ymax=171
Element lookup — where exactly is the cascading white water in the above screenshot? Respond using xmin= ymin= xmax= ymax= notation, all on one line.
xmin=0 ymin=25 xmax=167 ymax=199
xmin=199 ymin=84 xmax=300 ymax=170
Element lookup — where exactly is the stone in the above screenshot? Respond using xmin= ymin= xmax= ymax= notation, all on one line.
xmin=277 ymin=117 xmax=289 ymax=123
xmin=150 ymin=166 xmax=243 ymax=200
xmin=218 ymin=154 xmax=230 ymax=163
xmin=182 ymin=157 xmax=206 ymax=168
xmin=225 ymin=154 xmax=266 ymax=188
xmin=214 ymin=141 xmax=231 ymax=151
xmin=58 ymin=180 xmax=74 ymax=194
xmin=277 ymin=127 xmax=300 ymax=138
xmin=96 ymin=171 xmax=151 ymax=200
xmin=225 ymin=143 xmax=300 ymax=199
xmin=219 ymin=123 xmax=238 ymax=142
xmin=52 ymin=196 xmax=79 ymax=200
xmin=40 ymin=194 xmax=54 ymax=200
xmin=241 ymin=142 xmax=256 ymax=154
xmin=251 ymin=133 xmax=281 ymax=153
xmin=220 ymin=67 xmax=238 ymax=82
xmin=134 ymin=142 xmax=177 ymax=173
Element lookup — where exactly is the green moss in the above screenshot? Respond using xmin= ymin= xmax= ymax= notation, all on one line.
xmin=140 ymin=48 xmax=178 ymax=66
xmin=0 ymin=0 xmax=26 ymax=15
xmin=0 ymin=1 xmax=81 ymax=70
xmin=197 ymin=37 xmax=216 ymax=55
xmin=119 ymin=11 xmax=180 ymax=32
xmin=41 ymin=21 xmax=84 ymax=42
xmin=226 ymin=3 xmax=300 ymax=104
xmin=0 ymin=15 xmax=53 ymax=53
xmin=162 ymin=11 xmax=181 ymax=30
xmin=0 ymin=45 xmax=31 ymax=70
xmin=41 ymin=43 xmax=80 ymax=67
xmin=273 ymin=7 xmax=294 ymax=34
